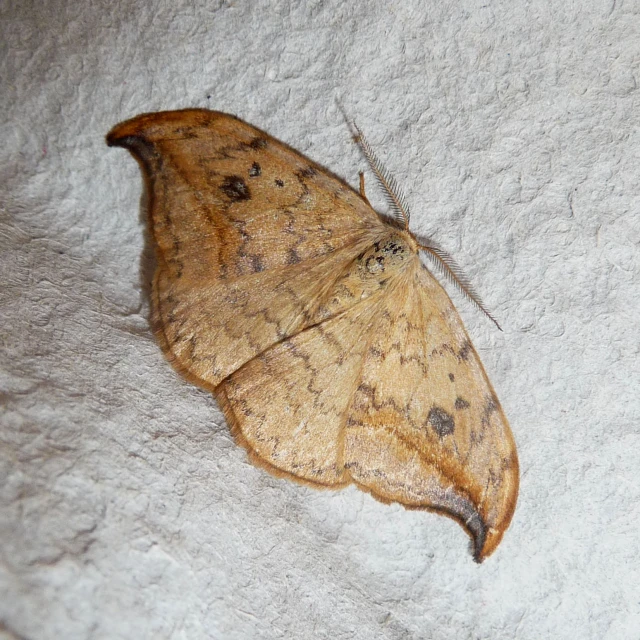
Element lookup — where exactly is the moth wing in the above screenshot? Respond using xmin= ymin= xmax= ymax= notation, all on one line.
xmin=216 ymin=254 xmax=517 ymax=560
xmin=107 ymin=110 xmax=387 ymax=386
xmin=344 ymin=263 xmax=519 ymax=561
xmin=214 ymin=231 xmax=419 ymax=487
xmin=215 ymin=278 xmax=390 ymax=487
xmin=108 ymin=110 xmax=517 ymax=559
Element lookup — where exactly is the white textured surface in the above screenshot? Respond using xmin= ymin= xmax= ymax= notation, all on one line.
xmin=2 ymin=1 xmax=640 ymax=638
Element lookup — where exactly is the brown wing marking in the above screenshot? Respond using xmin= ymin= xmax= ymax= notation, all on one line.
xmin=106 ymin=110 xmax=384 ymax=284
xmin=151 ymin=235 xmax=380 ymax=388
xmin=343 ymin=264 xmax=518 ymax=561
xmin=215 ymin=235 xmax=419 ymax=485
xmin=107 ymin=109 xmax=389 ymax=385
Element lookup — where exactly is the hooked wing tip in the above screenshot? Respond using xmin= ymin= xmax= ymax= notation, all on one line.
xmin=106 ymin=108 xmax=217 ymax=149
xmin=106 ymin=131 xmax=140 ymax=149
xmin=472 ymin=524 xmax=505 ymax=563
xmin=428 ymin=487 xmax=514 ymax=563
xmin=106 ymin=117 xmax=150 ymax=152
xmin=455 ymin=510 xmax=503 ymax=563
xmin=466 ymin=512 xmax=489 ymax=563
xmin=106 ymin=115 xmax=146 ymax=148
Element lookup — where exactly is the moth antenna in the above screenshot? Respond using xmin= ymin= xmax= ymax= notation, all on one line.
xmin=352 ymin=123 xmax=411 ymax=229
xmin=418 ymin=239 xmax=503 ymax=331
xmin=334 ymin=103 xmax=501 ymax=330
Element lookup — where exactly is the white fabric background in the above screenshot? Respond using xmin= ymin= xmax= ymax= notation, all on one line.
xmin=2 ymin=1 xmax=639 ymax=638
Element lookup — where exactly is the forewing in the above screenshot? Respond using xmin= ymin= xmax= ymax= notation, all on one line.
xmin=343 ymin=263 xmax=519 ymax=561
xmin=107 ymin=110 xmax=387 ymax=385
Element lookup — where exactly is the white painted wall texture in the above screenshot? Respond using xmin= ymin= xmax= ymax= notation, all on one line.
xmin=2 ymin=1 xmax=639 ymax=638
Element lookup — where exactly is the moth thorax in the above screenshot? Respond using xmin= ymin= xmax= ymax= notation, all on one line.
xmin=358 ymin=233 xmax=416 ymax=277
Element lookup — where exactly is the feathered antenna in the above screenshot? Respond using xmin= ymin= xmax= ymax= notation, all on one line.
xmin=336 ymin=101 xmax=501 ymax=330
xmin=335 ymin=101 xmax=411 ymax=229
xmin=351 ymin=123 xmax=411 ymax=229
xmin=416 ymin=237 xmax=503 ymax=331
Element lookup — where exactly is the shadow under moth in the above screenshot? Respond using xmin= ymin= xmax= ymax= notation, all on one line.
xmin=106 ymin=109 xmax=518 ymax=561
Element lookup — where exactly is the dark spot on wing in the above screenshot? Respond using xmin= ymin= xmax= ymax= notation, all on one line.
xmin=249 ymin=137 xmax=267 ymax=150
xmin=249 ymin=162 xmax=261 ymax=177
xmin=427 ymin=406 xmax=455 ymax=437
xmin=251 ymin=255 xmax=264 ymax=272
xmin=486 ymin=395 xmax=498 ymax=414
xmin=357 ymin=383 xmax=375 ymax=400
xmin=449 ymin=373 xmax=455 ymax=382
xmin=368 ymin=346 xmax=384 ymax=360
xmin=286 ymin=249 xmax=301 ymax=265
xmin=298 ymin=166 xmax=317 ymax=178
xmin=458 ymin=340 xmax=472 ymax=361
xmin=481 ymin=395 xmax=500 ymax=426
xmin=455 ymin=397 xmax=470 ymax=410
xmin=275 ymin=178 xmax=285 ymax=187
xmin=220 ymin=175 xmax=250 ymax=201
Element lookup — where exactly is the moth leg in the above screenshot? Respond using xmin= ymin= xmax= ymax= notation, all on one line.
xmin=359 ymin=171 xmax=372 ymax=207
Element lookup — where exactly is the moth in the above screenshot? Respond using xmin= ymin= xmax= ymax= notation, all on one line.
xmin=107 ymin=109 xmax=518 ymax=561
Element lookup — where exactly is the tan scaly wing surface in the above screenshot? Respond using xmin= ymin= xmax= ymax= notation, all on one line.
xmin=343 ymin=262 xmax=519 ymax=561
xmin=107 ymin=110 xmax=518 ymax=560
xmin=107 ymin=109 xmax=387 ymax=387
xmin=218 ymin=250 xmax=517 ymax=561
